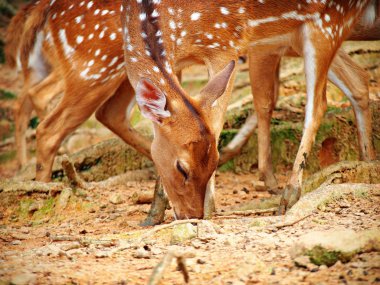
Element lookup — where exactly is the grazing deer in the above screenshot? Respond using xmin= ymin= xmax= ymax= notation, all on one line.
xmin=123 ymin=0 xmax=374 ymax=218
xmin=5 ymin=1 xmax=64 ymax=168
xmin=17 ymin=0 xmax=154 ymax=182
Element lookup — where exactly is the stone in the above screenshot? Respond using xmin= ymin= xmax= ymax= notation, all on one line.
xmin=197 ymin=220 xmax=218 ymax=240
xmin=290 ymin=229 xmax=380 ymax=267
xmin=10 ymin=273 xmax=37 ymax=285
xmin=170 ymin=223 xmax=197 ymax=245
xmin=294 ymin=255 xmax=311 ymax=268
xmin=133 ymin=247 xmax=151 ymax=259
xmin=28 ymin=201 xmax=43 ymax=213
xmin=109 ymin=194 xmax=123 ymax=205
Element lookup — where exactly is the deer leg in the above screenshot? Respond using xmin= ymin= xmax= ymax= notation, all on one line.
xmin=36 ymin=82 xmax=119 ymax=182
xmin=249 ymin=49 xmax=282 ymax=193
xmin=328 ymin=50 xmax=376 ymax=161
xmin=279 ymin=26 xmax=336 ymax=214
xmin=95 ymin=79 xmax=152 ymax=160
xmin=14 ymin=84 xmax=34 ymax=168
xmin=28 ymin=71 xmax=64 ymax=120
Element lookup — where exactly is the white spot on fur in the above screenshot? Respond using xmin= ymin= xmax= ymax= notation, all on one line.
xmin=191 ymin=12 xmax=201 ymax=21
xmin=220 ymin=7 xmax=229 ymax=15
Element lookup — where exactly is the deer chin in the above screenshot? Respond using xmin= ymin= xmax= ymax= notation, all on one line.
xmin=172 ymin=203 xmax=204 ymax=220
xmin=162 ymin=183 xmax=206 ymax=220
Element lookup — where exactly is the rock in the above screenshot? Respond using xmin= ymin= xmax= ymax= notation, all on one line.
xmin=170 ymin=223 xmax=197 ymax=245
xmin=290 ymin=229 xmax=380 ymax=267
xmin=109 ymin=194 xmax=123 ymax=205
xmin=197 ymin=220 xmax=218 ymax=240
xmin=294 ymin=255 xmax=311 ymax=268
xmin=95 ymin=250 xmax=111 ymax=258
xmin=11 ymin=240 xmax=21 ymax=245
xmin=133 ymin=247 xmax=151 ymax=259
xmin=28 ymin=201 xmax=43 ymax=213
xmin=252 ymin=181 xmax=267 ymax=192
xmin=55 ymin=188 xmax=72 ymax=211
xmin=10 ymin=273 xmax=37 ymax=285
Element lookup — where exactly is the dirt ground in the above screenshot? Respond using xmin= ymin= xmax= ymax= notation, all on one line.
xmin=0 ymin=172 xmax=379 ymax=284
xmin=1 ymin=3 xmax=380 ymax=284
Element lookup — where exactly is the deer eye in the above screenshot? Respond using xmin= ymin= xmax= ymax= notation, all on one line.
xmin=176 ymin=160 xmax=189 ymax=181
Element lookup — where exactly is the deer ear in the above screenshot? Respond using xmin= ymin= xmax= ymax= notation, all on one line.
xmin=136 ymin=78 xmax=171 ymax=124
xmin=199 ymin=60 xmax=236 ymax=108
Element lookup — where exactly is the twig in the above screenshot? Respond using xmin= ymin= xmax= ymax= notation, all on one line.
xmin=215 ymin=207 xmax=277 ymax=219
xmin=61 ymin=155 xmax=88 ymax=189
xmin=148 ymin=251 xmax=189 ymax=285
xmin=139 ymin=219 xmax=201 ymax=243
xmin=267 ymin=213 xmax=313 ymax=229
xmin=50 ymin=235 xmax=81 ymax=242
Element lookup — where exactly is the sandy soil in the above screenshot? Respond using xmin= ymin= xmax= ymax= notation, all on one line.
xmin=0 ymin=172 xmax=379 ymax=284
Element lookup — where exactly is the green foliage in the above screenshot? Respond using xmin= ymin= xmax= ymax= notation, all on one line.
xmin=32 ymin=197 xmax=55 ymax=221
xmin=0 ymin=150 xmax=15 ymax=163
xmin=307 ymin=246 xmax=351 ymax=267
xmin=29 ymin=116 xmax=40 ymax=129
xmin=218 ymin=129 xmax=238 ymax=150
xmin=0 ymin=89 xmax=17 ymax=100
xmin=218 ymin=160 xmax=234 ymax=172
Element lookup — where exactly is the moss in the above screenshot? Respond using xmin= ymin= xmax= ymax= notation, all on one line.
xmin=0 ymin=89 xmax=16 ymax=100
xmin=218 ymin=160 xmax=235 ymax=172
xmin=18 ymin=198 xmax=35 ymax=219
xmin=307 ymin=246 xmax=352 ymax=267
xmin=0 ymin=150 xmax=16 ymax=164
xmin=32 ymin=197 xmax=55 ymax=221
xmin=218 ymin=129 xmax=238 ymax=150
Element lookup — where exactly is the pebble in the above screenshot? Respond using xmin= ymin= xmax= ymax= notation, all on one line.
xmin=133 ymin=247 xmax=151 ymax=259
xmin=10 ymin=273 xmax=37 ymax=285
xmin=11 ymin=240 xmax=21 ymax=246
xmin=109 ymin=194 xmax=124 ymax=205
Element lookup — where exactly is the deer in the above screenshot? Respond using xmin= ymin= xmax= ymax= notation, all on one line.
xmin=14 ymin=0 xmax=155 ymax=181
xmin=5 ymin=0 xmax=65 ymax=169
xmin=16 ymin=1 xmax=376 ymax=217
xmin=122 ymin=0 xmax=375 ymax=218
xmin=219 ymin=15 xmax=380 ymax=194
xmin=11 ymin=0 xmax=378 ymax=174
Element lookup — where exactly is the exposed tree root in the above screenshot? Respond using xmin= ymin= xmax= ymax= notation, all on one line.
xmin=61 ymin=155 xmax=88 ymax=189
xmin=139 ymin=219 xmax=201 ymax=243
xmin=219 ymin=114 xmax=257 ymax=165
xmin=0 ymin=180 xmax=68 ymax=196
xmin=215 ymin=207 xmax=277 ymax=219
xmin=148 ymin=251 xmax=190 ymax=285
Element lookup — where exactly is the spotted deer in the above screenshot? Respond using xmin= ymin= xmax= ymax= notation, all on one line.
xmin=122 ymin=0 xmax=375 ymax=217
xmin=12 ymin=0 xmax=378 ymax=173
xmin=17 ymin=0 xmax=157 ymax=182
xmin=5 ymin=0 xmax=64 ymax=168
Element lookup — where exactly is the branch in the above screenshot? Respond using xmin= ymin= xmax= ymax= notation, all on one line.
xmin=219 ymin=114 xmax=258 ymax=165
xmin=148 ymin=251 xmax=189 ymax=285
xmin=61 ymin=155 xmax=88 ymax=189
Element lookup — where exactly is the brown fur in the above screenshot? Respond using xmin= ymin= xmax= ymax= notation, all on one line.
xmin=4 ymin=2 xmax=35 ymax=68
xmin=19 ymin=0 xmax=51 ymax=72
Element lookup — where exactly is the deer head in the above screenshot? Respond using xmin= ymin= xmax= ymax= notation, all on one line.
xmin=136 ymin=61 xmax=235 ymax=219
